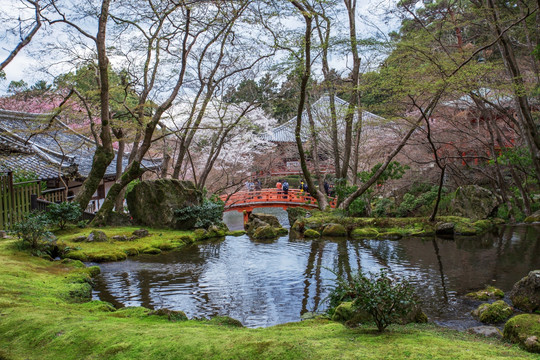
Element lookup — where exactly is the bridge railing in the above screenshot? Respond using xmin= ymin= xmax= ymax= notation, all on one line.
xmin=220 ymin=188 xmax=337 ymax=209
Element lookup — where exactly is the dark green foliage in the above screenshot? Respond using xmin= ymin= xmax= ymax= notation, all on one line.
xmin=397 ymin=185 xmax=446 ymax=217
xmin=174 ymin=199 xmax=224 ymax=229
xmin=10 ymin=212 xmax=55 ymax=255
xmin=328 ymin=269 xmax=417 ymax=332
xmin=373 ymin=198 xmax=395 ymax=217
xmin=47 ymin=201 xmax=82 ymax=229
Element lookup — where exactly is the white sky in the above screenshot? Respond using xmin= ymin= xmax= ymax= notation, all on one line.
xmin=0 ymin=0 xmax=398 ymax=95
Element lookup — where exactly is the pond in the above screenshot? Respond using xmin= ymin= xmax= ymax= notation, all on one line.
xmin=91 ymin=208 xmax=540 ymax=329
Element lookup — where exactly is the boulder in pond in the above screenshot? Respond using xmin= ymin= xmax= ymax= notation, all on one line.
xmin=322 ymin=223 xmax=347 ymax=237
xmin=466 ymin=286 xmax=504 ymax=301
xmin=471 ymin=300 xmax=513 ymax=324
xmin=510 ymin=270 xmax=540 ymax=313
xmin=247 ymin=213 xmax=282 ymax=228
xmin=126 ymin=179 xmax=202 ymax=229
xmin=503 ymin=314 xmax=540 ymax=353
xmin=448 ymin=185 xmax=501 ymax=220
xmin=435 ymin=222 xmax=455 ymax=236
xmin=252 ymin=225 xmax=278 ymax=240
xmin=303 ymin=229 xmax=320 ymax=238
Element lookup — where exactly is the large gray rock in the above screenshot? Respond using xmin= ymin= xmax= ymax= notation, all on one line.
xmin=467 ymin=326 xmax=502 ymax=339
xmin=449 ymin=185 xmax=501 ymax=220
xmin=510 ymin=270 xmax=540 ymax=313
xmin=126 ymin=179 xmax=202 ymax=229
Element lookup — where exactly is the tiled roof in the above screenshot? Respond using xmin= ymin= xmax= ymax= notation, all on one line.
xmin=0 ymin=109 xmax=158 ymax=180
xmin=262 ymin=95 xmax=385 ymax=143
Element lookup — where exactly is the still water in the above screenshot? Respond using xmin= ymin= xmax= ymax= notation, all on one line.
xmin=92 ymin=209 xmax=540 ymax=329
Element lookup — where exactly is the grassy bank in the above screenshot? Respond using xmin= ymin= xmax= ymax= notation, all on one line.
xmin=0 ymin=237 xmax=535 ymax=359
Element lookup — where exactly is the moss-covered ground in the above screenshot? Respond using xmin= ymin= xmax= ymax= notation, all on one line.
xmin=0 ymin=236 xmax=536 ymax=359
xmin=55 ymin=226 xmax=226 ymax=262
xmin=293 ymin=212 xmax=502 ymax=238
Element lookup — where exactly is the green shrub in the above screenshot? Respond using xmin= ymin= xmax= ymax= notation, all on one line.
xmin=174 ymin=199 xmax=224 ymax=229
xmin=10 ymin=212 xmax=55 ymax=255
xmin=328 ymin=269 xmax=417 ymax=332
xmin=47 ymin=201 xmax=82 ymax=229
xmin=373 ymin=198 xmax=394 ymax=217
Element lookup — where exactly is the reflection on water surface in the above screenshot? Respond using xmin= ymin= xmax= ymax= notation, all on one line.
xmin=92 ymin=209 xmax=540 ymax=328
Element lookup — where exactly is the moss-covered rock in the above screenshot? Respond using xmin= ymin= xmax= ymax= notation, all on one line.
xmin=248 ymin=213 xmax=281 ymax=228
xmin=503 ymin=314 xmax=540 ymax=353
xmin=252 ymin=225 xmax=277 ymax=240
xmin=466 ymin=286 xmax=505 ymax=301
xmin=322 ymin=223 xmax=347 ymax=237
xmin=156 ymin=242 xmax=176 ymax=251
xmin=126 ymin=179 xmax=202 ymax=229
xmin=472 ymin=300 xmax=513 ymax=324
xmin=303 ymin=229 xmax=320 ymax=238
xmin=330 ymin=302 xmax=371 ymax=326
xmin=276 ymin=227 xmax=289 ymax=236
xmin=87 ymin=230 xmax=108 ymax=243
xmin=510 ymin=270 xmax=540 ymax=313
xmin=149 ymin=308 xmax=188 ymax=322
xmin=111 ymin=307 xmax=151 ymax=318
xmin=227 ymin=230 xmax=246 ymax=237
xmin=350 ymin=228 xmax=379 ymax=239
xmin=207 ymin=316 xmax=244 ymax=327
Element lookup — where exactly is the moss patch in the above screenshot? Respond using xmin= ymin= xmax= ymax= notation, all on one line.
xmin=466 ymin=286 xmax=505 ymax=301
xmin=303 ymin=229 xmax=320 ymax=238
xmin=504 ymin=314 xmax=540 ymax=353
xmin=472 ymin=301 xmax=513 ymax=324
xmin=56 ymin=226 xmax=197 ymax=262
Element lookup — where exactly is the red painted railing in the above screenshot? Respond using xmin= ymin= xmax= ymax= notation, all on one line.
xmin=220 ymin=188 xmax=336 ymax=212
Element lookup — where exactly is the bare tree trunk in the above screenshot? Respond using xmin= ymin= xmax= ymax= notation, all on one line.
xmin=74 ymin=0 xmax=115 ymax=211
xmin=306 ymin=98 xmax=329 ymax=209
xmin=486 ymin=0 xmax=540 ymax=183
xmin=114 ymin=137 xmax=125 ymax=212
xmin=290 ymin=1 xmax=329 ymax=208
xmin=340 ymin=0 xmax=361 ymax=181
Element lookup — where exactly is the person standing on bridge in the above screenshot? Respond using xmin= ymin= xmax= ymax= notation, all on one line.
xmin=276 ymin=179 xmax=282 ymax=194
xmin=324 ymin=180 xmax=330 ymax=196
xmin=282 ymin=180 xmax=289 ymax=198
xmin=299 ymin=180 xmax=305 ymax=193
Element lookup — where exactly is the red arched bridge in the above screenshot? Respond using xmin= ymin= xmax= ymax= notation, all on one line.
xmin=220 ymin=188 xmax=337 ymax=223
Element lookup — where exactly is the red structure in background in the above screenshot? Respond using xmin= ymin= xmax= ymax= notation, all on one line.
xmin=220 ymin=188 xmax=337 ymax=223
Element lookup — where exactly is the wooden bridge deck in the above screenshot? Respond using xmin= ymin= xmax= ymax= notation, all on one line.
xmin=220 ymin=188 xmax=336 ymax=214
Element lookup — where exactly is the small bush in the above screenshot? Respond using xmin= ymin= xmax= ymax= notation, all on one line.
xmin=328 ymin=269 xmax=417 ymax=332
xmin=47 ymin=201 xmax=82 ymax=229
xmin=174 ymin=199 xmax=224 ymax=229
xmin=10 ymin=212 xmax=55 ymax=255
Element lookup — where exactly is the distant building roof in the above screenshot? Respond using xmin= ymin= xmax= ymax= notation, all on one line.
xmin=262 ymin=95 xmax=385 ymax=143
xmin=0 ymin=109 xmax=158 ymax=180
